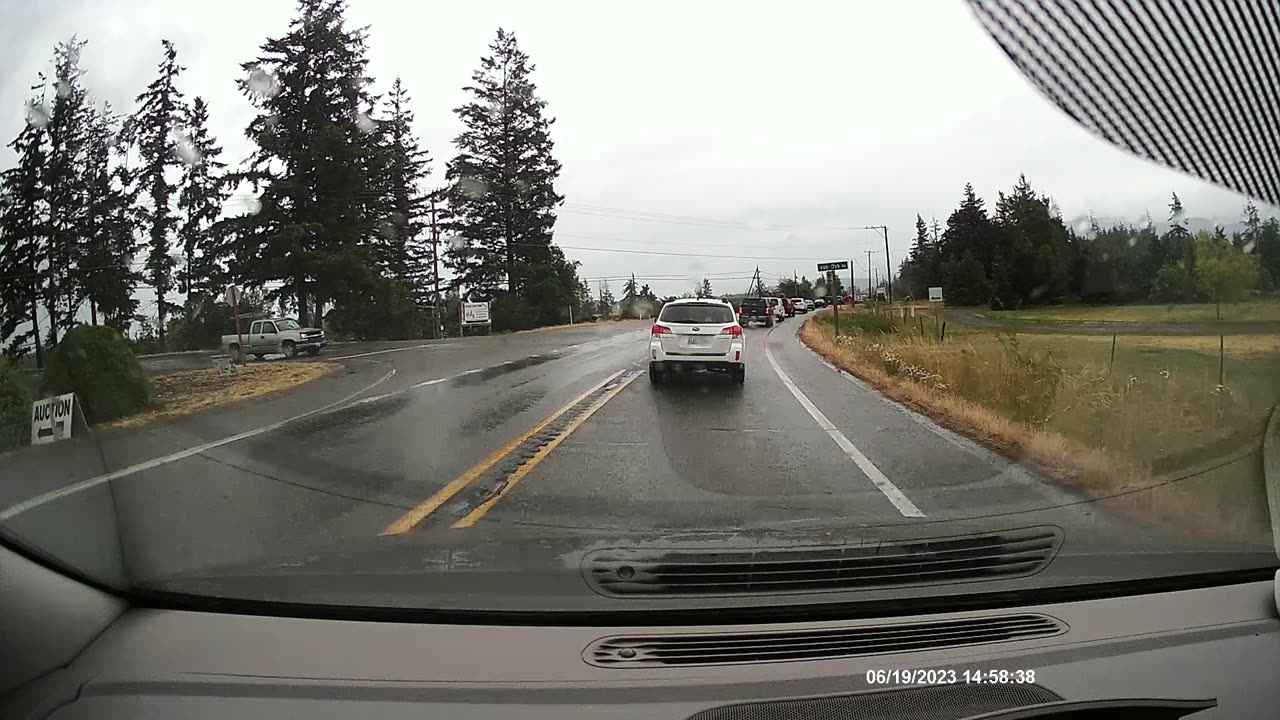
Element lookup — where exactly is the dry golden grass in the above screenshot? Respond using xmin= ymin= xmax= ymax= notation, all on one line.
xmin=102 ymin=361 xmax=339 ymax=431
xmin=799 ymin=320 xmax=1271 ymax=541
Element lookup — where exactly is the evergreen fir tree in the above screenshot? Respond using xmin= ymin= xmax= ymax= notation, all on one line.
xmin=175 ymin=96 xmax=227 ymax=297
xmin=228 ymin=0 xmax=381 ymax=327
xmin=598 ymin=279 xmax=615 ymax=317
xmin=0 ymin=88 xmax=50 ymax=364
xmin=43 ymin=37 xmax=94 ymax=343
xmin=699 ymin=277 xmax=714 ymax=298
xmin=376 ymin=77 xmax=433 ymax=301
xmin=620 ymin=273 xmax=639 ymax=317
xmin=444 ymin=29 xmax=566 ymax=312
xmin=941 ymin=183 xmax=995 ymax=267
xmin=126 ymin=39 xmax=187 ymax=348
xmin=80 ymin=103 xmax=139 ymax=329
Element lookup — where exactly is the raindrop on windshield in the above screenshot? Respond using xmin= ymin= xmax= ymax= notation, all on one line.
xmin=1244 ymin=239 xmax=1257 ymax=253
xmin=246 ymin=66 xmax=281 ymax=99
xmin=459 ymin=176 xmax=488 ymax=199
xmin=243 ymin=196 xmax=262 ymax=215
xmin=1128 ymin=236 xmax=1138 ymax=247
xmin=169 ymin=126 xmax=201 ymax=166
xmin=448 ymin=236 xmax=467 ymax=251
xmin=354 ymin=111 xmax=377 ymax=134
xmin=24 ymin=99 xmax=50 ymax=128
xmin=54 ymin=79 xmax=73 ymax=98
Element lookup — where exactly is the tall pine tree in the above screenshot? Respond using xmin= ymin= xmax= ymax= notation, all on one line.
xmin=445 ymin=28 xmax=572 ymax=327
xmin=43 ymin=37 xmax=94 ymax=344
xmin=620 ymin=273 xmax=639 ymax=317
xmin=0 ymin=88 xmax=51 ymax=364
xmin=80 ymin=103 xmax=139 ymax=329
xmin=376 ymin=77 xmax=434 ymax=300
xmin=126 ymin=39 xmax=187 ymax=348
xmin=228 ymin=0 xmax=379 ymax=327
xmin=175 ymin=96 xmax=228 ymax=297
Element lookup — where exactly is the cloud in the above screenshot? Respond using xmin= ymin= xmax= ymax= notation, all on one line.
xmin=1 ymin=0 xmax=1263 ymax=294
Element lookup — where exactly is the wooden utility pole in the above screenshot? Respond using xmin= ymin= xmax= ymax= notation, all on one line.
xmin=865 ymin=250 xmax=875 ymax=302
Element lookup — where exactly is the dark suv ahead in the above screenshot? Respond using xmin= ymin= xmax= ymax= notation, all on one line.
xmin=737 ymin=297 xmax=774 ymax=327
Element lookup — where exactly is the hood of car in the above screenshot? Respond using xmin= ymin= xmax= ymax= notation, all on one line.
xmin=139 ymin=520 xmax=1277 ymax=615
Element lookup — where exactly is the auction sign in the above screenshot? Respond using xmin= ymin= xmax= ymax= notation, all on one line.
xmin=30 ymin=393 xmax=76 ymax=445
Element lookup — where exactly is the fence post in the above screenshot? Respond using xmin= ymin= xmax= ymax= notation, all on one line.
xmin=917 ymin=316 xmax=924 ymax=336
xmin=1219 ymin=335 xmax=1225 ymax=387
xmin=1109 ymin=334 xmax=1117 ymax=377
xmin=940 ymin=322 xmax=947 ymax=341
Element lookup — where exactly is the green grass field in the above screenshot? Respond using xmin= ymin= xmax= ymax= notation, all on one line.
xmin=814 ymin=306 xmax=1278 ymax=540
xmin=823 ymin=307 xmax=1280 ymax=464
xmin=985 ymin=300 xmax=1280 ymax=324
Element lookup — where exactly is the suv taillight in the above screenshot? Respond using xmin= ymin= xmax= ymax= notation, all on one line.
xmin=720 ymin=325 xmax=743 ymax=337
xmin=651 ymin=323 xmax=671 ymax=336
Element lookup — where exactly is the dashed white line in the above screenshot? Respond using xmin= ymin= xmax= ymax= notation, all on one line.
xmin=0 ymin=369 xmax=399 ymax=521
xmin=411 ymin=377 xmax=448 ymax=389
xmin=764 ymin=342 xmax=924 ymax=518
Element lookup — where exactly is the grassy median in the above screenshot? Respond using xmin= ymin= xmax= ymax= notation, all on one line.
xmin=800 ymin=308 xmax=1276 ymax=540
xmin=986 ymin=300 xmax=1280 ymax=324
xmin=103 ymin=361 xmax=340 ymax=431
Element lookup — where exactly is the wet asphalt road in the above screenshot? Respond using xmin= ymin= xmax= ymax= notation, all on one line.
xmin=1 ymin=315 xmax=1156 ymax=587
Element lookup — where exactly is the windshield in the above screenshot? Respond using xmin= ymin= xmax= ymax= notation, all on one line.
xmin=659 ymin=304 xmax=735 ymax=324
xmin=0 ymin=1 xmax=1276 ymax=616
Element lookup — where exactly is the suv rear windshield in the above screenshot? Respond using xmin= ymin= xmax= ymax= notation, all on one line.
xmin=659 ymin=304 xmax=735 ymax=324
xmin=740 ymin=298 xmax=766 ymax=307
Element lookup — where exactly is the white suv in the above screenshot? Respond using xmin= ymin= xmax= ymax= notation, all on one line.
xmin=649 ymin=298 xmax=745 ymax=385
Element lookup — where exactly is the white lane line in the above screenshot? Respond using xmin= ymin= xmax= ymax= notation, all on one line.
xmin=799 ymin=335 xmax=985 ymax=456
xmin=764 ymin=342 xmax=924 ymax=518
xmin=411 ymin=377 xmax=448 ymax=389
xmin=0 ymin=369 xmax=398 ymax=521
xmin=328 ymin=343 xmax=456 ymax=360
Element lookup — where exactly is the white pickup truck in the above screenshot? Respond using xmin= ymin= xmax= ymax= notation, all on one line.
xmin=222 ymin=317 xmax=327 ymax=360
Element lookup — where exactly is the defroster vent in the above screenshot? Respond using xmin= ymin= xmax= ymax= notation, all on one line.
xmin=584 ymin=526 xmax=1062 ymax=597
xmin=586 ymin=613 xmax=1065 ymax=667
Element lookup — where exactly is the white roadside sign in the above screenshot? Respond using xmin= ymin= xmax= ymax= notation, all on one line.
xmin=30 ymin=393 xmax=76 ymax=445
xmin=462 ymin=301 xmax=491 ymax=325
xmin=928 ymin=286 xmax=944 ymax=302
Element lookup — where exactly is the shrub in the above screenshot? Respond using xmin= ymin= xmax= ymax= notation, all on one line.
xmin=0 ymin=359 xmax=33 ymax=451
xmin=42 ymin=325 xmax=150 ymax=424
xmin=823 ymin=308 xmax=898 ymax=335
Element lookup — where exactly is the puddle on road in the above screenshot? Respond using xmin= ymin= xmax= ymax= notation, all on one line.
xmin=450 ymin=353 xmax=556 ymax=387
xmin=282 ymin=393 xmax=414 ymax=438
xmin=459 ymin=388 xmax=547 ymax=435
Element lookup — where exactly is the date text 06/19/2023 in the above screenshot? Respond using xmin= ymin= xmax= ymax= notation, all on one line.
xmin=865 ymin=668 xmax=1038 ymax=686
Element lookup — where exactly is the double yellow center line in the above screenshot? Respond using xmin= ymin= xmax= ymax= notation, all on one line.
xmin=381 ymin=369 xmax=640 ymax=535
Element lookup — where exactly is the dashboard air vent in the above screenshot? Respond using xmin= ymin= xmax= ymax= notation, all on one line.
xmin=587 ymin=613 xmax=1065 ymax=667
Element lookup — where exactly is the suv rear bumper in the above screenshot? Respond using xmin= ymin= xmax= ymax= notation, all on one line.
xmin=652 ymin=360 xmax=740 ymax=372
xmin=650 ymin=343 xmax=744 ymax=369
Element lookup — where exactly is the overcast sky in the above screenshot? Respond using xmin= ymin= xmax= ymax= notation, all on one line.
xmin=2 ymin=0 xmax=1269 ymax=297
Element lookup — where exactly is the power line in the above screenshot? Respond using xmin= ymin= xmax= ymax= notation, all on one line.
xmin=562 ymin=203 xmax=871 ymax=232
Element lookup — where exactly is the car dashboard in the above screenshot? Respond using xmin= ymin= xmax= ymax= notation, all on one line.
xmin=3 ymin=541 xmax=1278 ymax=720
